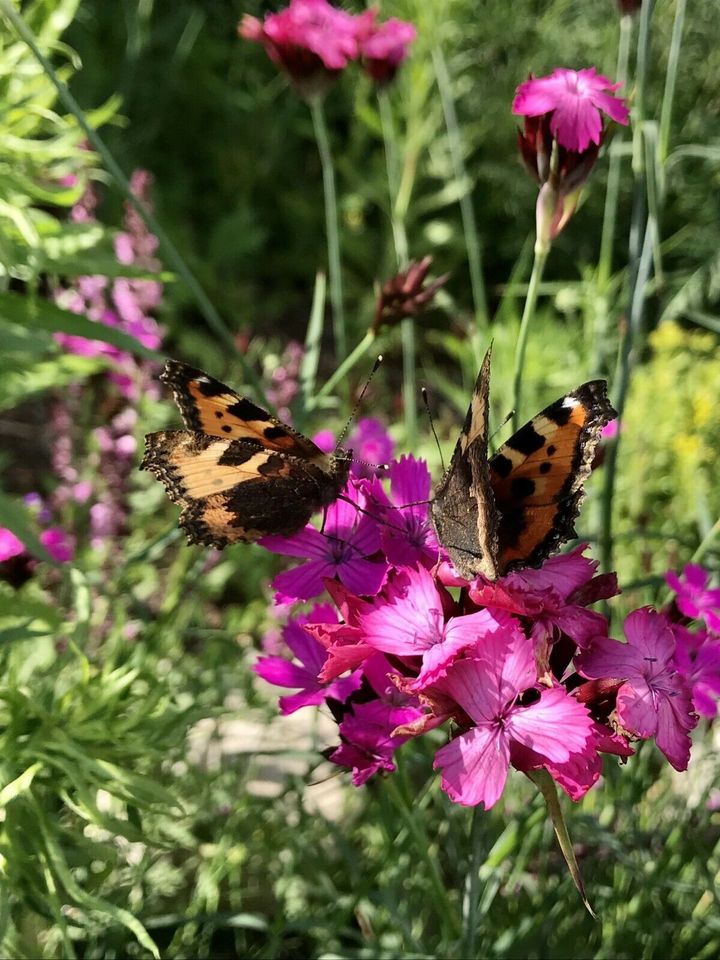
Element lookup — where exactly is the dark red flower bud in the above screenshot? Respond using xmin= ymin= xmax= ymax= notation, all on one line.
xmin=372 ymin=256 xmax=449 ymax=335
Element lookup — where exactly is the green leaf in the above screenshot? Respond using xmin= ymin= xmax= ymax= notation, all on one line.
xmin=0 ymin=353 xmax=105 ymax=410
xmin=0 ymin=762 xmax=42 ymax=806
xmin=0 ymin=290 xmax=164 ymax=361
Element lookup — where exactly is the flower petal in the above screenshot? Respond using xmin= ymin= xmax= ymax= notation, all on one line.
xmin=434 ymin=726 xmax=510 ymax=808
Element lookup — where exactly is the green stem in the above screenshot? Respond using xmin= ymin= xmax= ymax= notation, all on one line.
xmin=383 ymin=775 xmax=462 ymax=941
xmin=511 ymin=244 xmax=549 ymax=431
xmin=310 ymin=97 xmax=346 ymax=361
xmin=309 ymin=330 xmax=375 ymax=408
xmin=378 ymin=91 xmax=417 ymax=448
xmin=600 ymin=0 xmax=655 ymax=574
xmin=432 ymin=45 xmax=488 ymax=342
xmin=658 ymin=0 xmax=687 ymax=169
xmin=462 ymin=807 xmax=486 ymax=956
xmin=0 ymin=0 xmax=266 ymax=398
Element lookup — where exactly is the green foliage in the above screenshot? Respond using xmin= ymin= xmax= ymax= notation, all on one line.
xmin=0 ymin=0 xmax=718 ymax=958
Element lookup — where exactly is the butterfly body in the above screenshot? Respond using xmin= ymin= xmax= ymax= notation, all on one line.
xmin=141 ymin=361 xmax=351 ymax=547
xmin=432 ymin=350 xmax=616 ymax=580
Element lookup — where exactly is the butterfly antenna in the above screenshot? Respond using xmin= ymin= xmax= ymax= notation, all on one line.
xmin=421 ymin=387 xmax=446 ymax=474
xmin=490 ymin=408 xmax=515 ymax=445
xmin=334 ymin=355 xmax=384 ymax=452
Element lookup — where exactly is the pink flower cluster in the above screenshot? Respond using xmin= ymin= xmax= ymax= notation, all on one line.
xmin=665 ymin=564 xmax=720 ymax=718
xmin=55 ymin=170 xmax=163 ymax=401
xmin=254 ymin=455 xmax=706 ymax=808
xmin=239 ymin=0 xmax=416 ymax=97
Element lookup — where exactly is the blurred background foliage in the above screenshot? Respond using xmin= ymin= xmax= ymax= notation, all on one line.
xmin=0 ymin=0 xmax=719 ymax=957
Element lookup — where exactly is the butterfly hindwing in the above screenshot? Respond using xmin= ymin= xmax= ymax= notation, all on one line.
xmin=141 ymin=361 xmax=351 ymax=546
xmin=432 ymin=350 xmax=616 ymax=580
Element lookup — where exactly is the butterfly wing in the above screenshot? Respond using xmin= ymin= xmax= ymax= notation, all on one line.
xmin=431 ymin=349 xmax=501 ymax=579
xmin=141 ymin=431 xmax=344 ymax=546
xmin=488 ymin=381 xmax=615 ymax=573
xmin=161 ymin=360 xmax=326 ymax=461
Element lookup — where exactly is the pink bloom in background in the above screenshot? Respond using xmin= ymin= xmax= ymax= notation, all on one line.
xmin=577 ymin=608 xmax=697 ymax=771
xmin=348 ymin=418 xmax=394 ymax=478
xmin=601 ymin=418 xmax=619 ymax=440
xmin=666 ymin=564 xmax=720 ymax=633
xmin=356 ymin=11 xmax=417 ymax=85
xmin=672 ymin=625 xmax=720 ymax=718
xmin=240 ymin=0 xmax=360 ymax=97
xmin=513 ymin=67 xmax=629 ymax=153
xmin=431 ymin=629 xmax=594 ymax=808
xmin=0 ymin=525 xmax=74 ymax=566
xmin=254 ymin=603 xmax=361 ymax=714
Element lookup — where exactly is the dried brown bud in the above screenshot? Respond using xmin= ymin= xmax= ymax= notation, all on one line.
xmin=372 ymin=256 xmax=449 ymax=335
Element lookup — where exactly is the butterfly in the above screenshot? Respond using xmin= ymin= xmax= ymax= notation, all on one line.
xmin=141 ymin=360 xmax=352 ymax=547
xmin=431 ymin=348 xmax=616 ymax=581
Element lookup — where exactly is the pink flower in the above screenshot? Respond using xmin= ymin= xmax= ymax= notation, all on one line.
xmin=254 ymin=603 xmax=361 ymax=714
xmin=262 ymin=479 xmax=388 ymax=602
xmin=369 ymin=455 xmax=439 ymax=568
xmin=512 ymin=67 xmax=629 ymax=153
xmin=601 ymin=418 xmax=619 ymax=440
xmin=672 ymin=624 xmax=720 ymax=719
xmin=39 ymin=527 xmax=75 ymax=564
xmin=356 ymin=11 xmax=417 ymax=85
xmin=239 ymin=0 xmax=360 ymax=98
xmin=0 ymin=528 xmax=25 ymax=562
xmin=358 ymin=565 xmax=522 ymax=690
xmin=348 ymin=418 xmax=394 ymax=479
xmin=430 ymin=629 xmax=594 ymax=808
xmin=666 ymin=564 xmax=720 ymax=634
xmin=576 ymin=608 xmax=697 ymax=771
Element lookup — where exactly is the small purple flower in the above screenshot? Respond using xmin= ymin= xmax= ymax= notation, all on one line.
xmin=330 ymin=700 xmax=421 ymax=785
xmin=254 ymin=603 xmax=361 ymax=714
xmin=371 ymin=455 xmax=438 ymax=568
xmin=666 ymin=564 xmax=720 ymax=634
xmin=672 ymin=624 xmax=720 ymax=719
xmin=263 ymin=479 xmax=389 ymax=603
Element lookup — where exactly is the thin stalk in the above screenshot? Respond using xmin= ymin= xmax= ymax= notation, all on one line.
xmin=462 ymin=807 xmax=486 ymax=956
xmin=310 ymin=97 xmax=346 ymax=361
xmin=309 ymin=330 xmax=376 ymax=408
xmin=383 ymin=775 xmax=462 ymax=941
xmin=0 ymin=0 xmax=267 ymax=398
xmin=658 ymin=0 xmax=687 ymax=168
xmin=511 ymin=244 xmax=549 ymax=431
xmin=432 ymin=45 xmax=488 ymax=342
xmin=378 ymin=91 xmax=417 ymax=447
xmin=600 ymin=0 xmax=655 ymax=574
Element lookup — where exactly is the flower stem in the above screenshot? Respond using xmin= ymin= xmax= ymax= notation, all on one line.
xmin=308 ymin=330 xmax=376 ymax=408
xmin=0 ymin=0 xmax=268 ymax=399
xmin=432 ymin=45 xmax=488 ymax=348
xmin=461 ymin=807 xmax=485 ymax=956
xmin=310 ymin=97 xmax=346 ymax=362
xmin=511 ymin=243 xmax=549 ymax=432
xmin=383 ymin=774 xmax=462 ymax=941
xmin=378 ymin=91 xmax=417 ymax=448
xmin=600 ymin=0 xmax=655 ymax=575
xmin=658 ymin=0 xmax=686 ymax=168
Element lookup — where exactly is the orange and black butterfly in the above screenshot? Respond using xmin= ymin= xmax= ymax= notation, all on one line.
xmin=141 ymin=360 xmax=351 ymax=547
xmin=431 ymin=349 xmax=616 ymax=580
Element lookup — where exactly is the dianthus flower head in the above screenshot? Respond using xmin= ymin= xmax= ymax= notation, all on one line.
xmin=671 ymin=624 xmax=720 ymax=719
xmin=577 ymin=607 xmax=697 ymax=771
xmin=665 ymin=563 xmax=720 ymax=634
xmin=347 ymin=418 xmax=394 ymax=479
xmin=355 ymin=9 xmax=417 ymax=85
xmin=429 ymin=628 xmax=595 ymax=808
xmin=513 ymin=67 xmax=629 ymax=153
xmin=367 ymin=455 xmax=439 ymax=568
xmin=239 ymin=0 xmax=360 ymax=99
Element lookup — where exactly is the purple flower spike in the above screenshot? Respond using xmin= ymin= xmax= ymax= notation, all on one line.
xmin=263 ymin=480 xmax=389 ymax=603
xmin=254 ymin=603 xmax=361 ymax=714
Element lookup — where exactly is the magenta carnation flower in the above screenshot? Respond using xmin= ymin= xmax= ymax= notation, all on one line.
xmin=513 ymin=67 xmax=629 ymax=153
xmin=430 ymin=628 xmax=594 ymax=808
xmin=0 ymin=528 xmax=25 ymax=563
xmin=254 ymin=603 xmax=362 ymax=714
xmin=348 ymin=417 xmax=394 ymax=479
xmin=666 ymin=563 xmax=720 ymax=634
xmin=368 ymin=455 xmax=439 ymax=568
xmin=356 ymin=11 xmax=417 ymax=85
xmin=240 ymin=0 xmax=360 ymax=98
xmin=672 ymin=624 xmax=720 ymax=719
xmin=577 ymin=608 xmax=697 ymax=771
